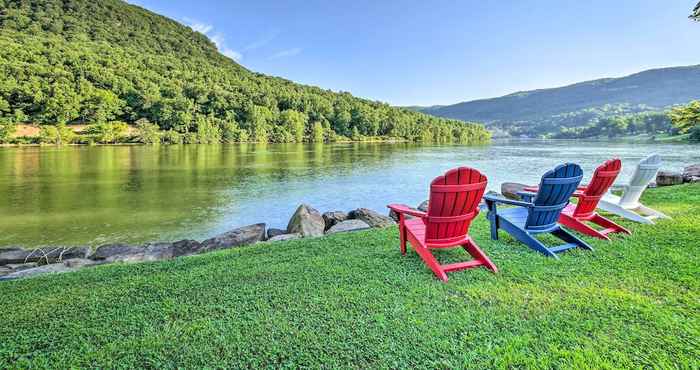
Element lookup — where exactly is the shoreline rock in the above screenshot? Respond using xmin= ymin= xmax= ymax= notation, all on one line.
xmin=656 ymin=171 xmax=684 ymax=187
xmin=268 ymin=233 xmax=302 ymax=242
xmin=287 ymin=204 xmax=325 ymax=237
xmin=501 ymin=182 xmax=530 ymax=200
xmin=348 ymin=208 xmax=395 ymax=228
xmin=326 ymin=219 xmax=371 ymax=234
xmin=200 ymin=223 xmax=266 ymax=252
xmin=1 ymin=246 xmax=91 ymax=266
xmin=322 ymin=211 xmax=348 ymax=230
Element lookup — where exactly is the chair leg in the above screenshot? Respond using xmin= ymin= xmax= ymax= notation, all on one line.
xmin=559 ymin=213 xmax=610 ymax=240
xmin=398 ymin=215 xmax=407 ymax=255
xmin=508 ymin=229 xmax=559 ymax=258
xmin=413 ymin=244 xmax=449 ymax=282
xmin=488 ymin=213 xmax=499 ymax=240
xmin=599 ymin=201 xmax=655 ymax=225
xmin=637 ymin=204 xmax=671 ymax=220
xmin=463 ymin=240 xmax=498 ymax=273
xmin=591 ymin=214 xmax=631 ymax=235
xmin=552 ymin=227 xmax=594 ymax=251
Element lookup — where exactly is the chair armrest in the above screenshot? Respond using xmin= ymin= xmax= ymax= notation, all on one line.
xmin=483 ymin=194 xmax=533 ymax=208
xmin=571 ymin=190 xmax=585 ymax=198
xmin=523 ymin=186 xmax=538 ymax=192
xmin=517 ymin=191 xmax=537 ymax=202
xmin=387 ymin=204 xmax=427 ymax=218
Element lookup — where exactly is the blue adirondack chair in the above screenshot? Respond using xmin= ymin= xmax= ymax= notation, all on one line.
xmin=484 ymin=163 xmax=593 ymax=258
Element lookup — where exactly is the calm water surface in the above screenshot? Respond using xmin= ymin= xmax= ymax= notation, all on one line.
xmin=1 ymin=140 xmax=698 ymax=247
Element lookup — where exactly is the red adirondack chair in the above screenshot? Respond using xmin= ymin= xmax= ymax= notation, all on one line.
xmin=387 ymin=167 xmax=497 ymax=282
xmin=527 ymin=158 xmax=631 ymax=240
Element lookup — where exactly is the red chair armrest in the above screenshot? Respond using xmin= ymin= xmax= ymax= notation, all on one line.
xmin=387 ymin=204 xmax=427 ymax=218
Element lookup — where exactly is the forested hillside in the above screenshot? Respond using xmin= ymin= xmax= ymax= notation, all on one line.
xmin=0 ymin=0 xmax=489 ymax=144
xmin=417 ymin=65 xmax=700 ymax=137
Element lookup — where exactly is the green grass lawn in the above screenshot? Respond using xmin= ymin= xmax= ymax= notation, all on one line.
xmin=1 ymin=185 xmax=699 ymax=369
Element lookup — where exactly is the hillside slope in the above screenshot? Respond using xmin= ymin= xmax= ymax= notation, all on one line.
xmin=0 ymin=0 xmax=489 ymax=144
xmin=420 ymin=65 xmax=700 ymax=136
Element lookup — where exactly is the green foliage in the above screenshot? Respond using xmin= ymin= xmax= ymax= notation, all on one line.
xmin=278 ymin=109 xmax=307 ymax=142
xmin=691 ymin=2 xmax=700 ymax=21
xmin=220 ymin=120 xmax=241 ymax=143
xmin=84 ymin=121 xmax=128 ymax=144
xmin=689 ymin=126 xmax=700 ymax=143
xmin=554 ymin=110 xmax=675 ymax=139
xmin=162 ymin=129 xmax=183 ymax=144
xmin=0 ymin=0 xmax=490 ymax=144
xmin=311 ymin=121 xmax=325 ymax=143
xmin=0 ymin=122 xmax=15 ymax=142
xmin=195 ymin=116 xmax=222 ymax=144
xmin=38 ymin=124 xmax=76 ymax=144
xmin=670 ymin=100 xmax=700 ymax=134
xmin=134 ymin=118 xmax=161 ymax=144
xmin=0 ymin=184 xmax=698 ymax=368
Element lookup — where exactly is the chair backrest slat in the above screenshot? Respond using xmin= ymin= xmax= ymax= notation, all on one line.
xmin=574 ymin=158 xmax=622 ymax=217
xmin=426 ymin=167 xmax=487 ymax=243
xmin=525 ymin=163 xmax=583 ymax=230
xmin=620 ymin=154 xmax=661 ymax=207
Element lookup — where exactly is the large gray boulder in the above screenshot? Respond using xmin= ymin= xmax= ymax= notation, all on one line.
xmin=90 ymin=244 xmax=142 ymax=260
xmin=0 ymin=266 xmax=12 ymax=277
xmin=142 ymin=242 xmax=176 ymax=261
xmin=268 ymin=233 xmax=302 ymax=242
xmin=656 ymin=171 xmax=684 ymax=186
xmin=0 ymin=262 xmax=78 ymax=280
xmin=63 ymin=258 xmax=101 ymax=268
xmin=348 ymin=208 xmax=396 ymax=228
xmin=200 ymin=223 xmax=266 ymax=252
xmin=101 ymin=242 xmax=177 ymax=264
xmin=322 ymin=211 xmax=348 ymax=230
xmin=0 ymin=246 xmax=91 ymax=265
xmin=501 ymin=182 xmax=530 ymax=200
xmin=266 ymin=228 xmax=287 ymax=239
xmin=326 ymin=219 xmax=371 ymax=234
xmin=0 ymin=248 xmax=31 ymax=265
xmin=172 ymin=239 xmax=204 ymax=257
xmin=287 ymin=204 xmax=325 ymax=237
xmin=683 ymin=164 xmax=700 ymax=181
xmin=4 ymin=262 xmax=38 ymax=271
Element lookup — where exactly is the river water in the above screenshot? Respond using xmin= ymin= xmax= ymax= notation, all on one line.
xmin=1 ymin=140 xmax=698 ymax=247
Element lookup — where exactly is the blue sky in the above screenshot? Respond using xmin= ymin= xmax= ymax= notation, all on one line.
xmin=129 ymin=0 xmax=700 ymax=106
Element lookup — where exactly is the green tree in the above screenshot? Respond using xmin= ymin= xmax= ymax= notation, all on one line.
xmin=39 ymin=124 xmax=76 ymax=144
xmin=84 ymin=121 xmax=128 ymax=144
xmin=81 ymin=89 xmax=125 ymax=123
xmin=135 ymin=118 xmax=161 ymax=144
xmin=195 ymin=116 xmax=222 ymax=144
xmin=0 ymin=122 xmax=16 ymax=142
xmin=278 ymin=110 xmax=307 ymax=142
xmin=221 ymin=120 xmax=241 ymax=143
xmin=311 ymin=121 xmax=325 ymax=143
xmin=670 ymin=101 xmax=700 ymax=134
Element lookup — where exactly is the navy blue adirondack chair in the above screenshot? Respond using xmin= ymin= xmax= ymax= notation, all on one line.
xmin=483 ymin=163 xmax=593 ymax=258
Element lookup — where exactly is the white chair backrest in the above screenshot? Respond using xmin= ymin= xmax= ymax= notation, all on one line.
xmin=619 ymin=153 xmax=662 ymax=207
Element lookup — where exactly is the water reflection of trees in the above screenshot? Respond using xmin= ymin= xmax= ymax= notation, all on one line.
xmin=0 ymin=143 xmax=415 ymax=247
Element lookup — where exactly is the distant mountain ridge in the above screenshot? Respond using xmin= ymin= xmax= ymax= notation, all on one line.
xmin=415 ymin=65 xmax=700 ymax=136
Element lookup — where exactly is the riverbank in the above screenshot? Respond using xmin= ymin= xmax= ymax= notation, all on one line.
xmin=1 ymin=183 xmax=698 ymax=368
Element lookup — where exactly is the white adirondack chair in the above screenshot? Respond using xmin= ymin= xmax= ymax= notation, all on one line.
xmin=598 ymin=154 xmax=670 ymax=224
